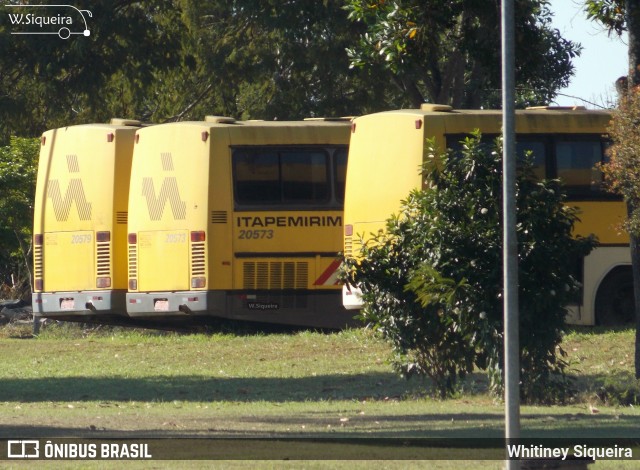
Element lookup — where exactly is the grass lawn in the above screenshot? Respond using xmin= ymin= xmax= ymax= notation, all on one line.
xmin=0 ymin=321 xmax=639 ymax=468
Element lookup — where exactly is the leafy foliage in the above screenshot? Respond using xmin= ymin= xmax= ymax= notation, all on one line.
xmin=344 ymin=0 xmax=581 ymax=108
xmin=0 ymin=0 xmax=401 ymax=143
xmin=585 ymin=0 xmax=627 ymax=36
xmin=178 ymin=0 xmax=399 ymax=120
xmin=1 ymin=0 xmax=583 ymax=143
xmin=342 ymin=133 xmax=597 ymax=402
xmin=601 ymin=91 xmax=640 ymax=234
xmin=0 ymin=1 xmax=185 ymax=141
xmin=0 ymin=137 xmax=39 ymax=299
xmin=588 ymin=0 xmax=640 ymax=381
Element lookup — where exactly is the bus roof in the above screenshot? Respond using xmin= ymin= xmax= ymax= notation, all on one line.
xmin=351 ymin=106 xmax=612 ymax=136
xmin=154 ymin=119 xmax=352 ymax=130
xmin=373 ymin=105 xmax=612 ymax=118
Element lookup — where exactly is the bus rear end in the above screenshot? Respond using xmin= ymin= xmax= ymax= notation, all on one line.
xmin=342 ymin=110 xmax=428 ymax=309
xmin=227 ymin=120 xmax=351 ymax=327
xmin=126 ymin=121 xmax=215 ymax=319
xmin=32 ymin=121 xmax=138 ymax=318
xmin=126 ymin=118 xmax=354 ymax=328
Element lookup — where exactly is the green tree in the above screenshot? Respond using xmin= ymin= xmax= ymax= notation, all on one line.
xmin=1 ymin=0 xmax=400 ymax=142
xmin=0 ymin=137 xmax=39 ymax=299
xmin=344 ymin=0 xmax=581 ymax=108
xmin=585 ymin=0 xmax=626 ymax=36
xmin=0 ymin=1 xmax=185 ymax=142
xmin=178 ymin=0 xmax=398 ymax=120
xmin=342 ymin=134 xmax=596 ymax=401
xmin=586 ymin=0 xmax=640 ymax=379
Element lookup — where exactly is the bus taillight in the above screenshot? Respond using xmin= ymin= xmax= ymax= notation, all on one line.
xmin=34 ymin=234 xmax=43 ymax=246
xmin=129 ymin=279 xmax=137 ymax=290
xmin=191 ymin=277 xmax=206 ymax=288
xmin=128 ymin=233 xmax=137 ymax=244
xmin=96 ymin=277 xmax=111 ymax=288
xmin=96 ymin=231 xmax=111 ymax=242
xmin=191 ymin=231 xmax=206 ymax=242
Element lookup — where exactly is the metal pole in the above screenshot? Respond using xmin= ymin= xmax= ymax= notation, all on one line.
xmin=501 ymin=0 xmax=520 ymax=468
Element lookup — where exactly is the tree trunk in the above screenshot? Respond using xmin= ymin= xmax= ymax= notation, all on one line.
xmin=626 ymin=0 xmax=640 ymax=379
xmin=627 ymin=210 xmax=640 ymax=379
xmin=391 ymin=75 xmax=425 ymax=108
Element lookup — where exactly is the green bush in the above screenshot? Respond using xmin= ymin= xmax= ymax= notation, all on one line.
xmin=596 ymin=373 xmax=640 ymax=406
xmin=0 ymin=136 xmax=39 ymax=299
xmin=343 ymin=132 xmax=597 ymax=402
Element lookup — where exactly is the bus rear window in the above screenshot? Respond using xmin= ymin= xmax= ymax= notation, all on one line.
xmin=233 ymin=149 xmax=330 ymax=205
xmin=233 ymin=151 xmax=280 ymax=204
xmin=281 ymin=151 xmax=329 ymax=202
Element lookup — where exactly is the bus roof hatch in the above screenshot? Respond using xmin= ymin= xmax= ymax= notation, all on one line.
xmin=420 ymin=104 xmax=453 ymax=112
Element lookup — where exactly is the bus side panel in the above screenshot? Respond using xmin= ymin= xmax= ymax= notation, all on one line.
xmin=343 ymin=108 xmax=625 ymax=326
xmin=208 ymin=129 xmax=234 ymax=291
xmin=572 ymin=200 xmax=627 ymax=245
xmin=344 ymin=114 xmax=427 ymax=258
xmin=32 ymin=129 xmax=56 ymax=295
xmin=112 ymin=130 xmax=136 ymax=290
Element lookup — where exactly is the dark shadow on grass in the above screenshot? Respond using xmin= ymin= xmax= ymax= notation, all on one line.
xmin=0 ymin=366 xmax=493 ymax=402
xmin=2 ymin=369 xmax=632 ymax=405
xmin=3 ymin=421 xmax=640 ymax=441
xmin=10 ymin=370 xmax=636 ymax=404
xmin=0 ymin=373 xmax=452 ymax=403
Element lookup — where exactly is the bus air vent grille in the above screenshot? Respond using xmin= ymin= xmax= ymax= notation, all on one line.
xmin=191 ymin=242 xmax=206 ymax=276
xmin=243 ymin=261 xmax=309 ymax=289
xmin=211 ymin=211 xmax=228 ymax=224
xmin=344 ymin=236 xmax=353 ymax=258
xmin=34 ymin=245 xmax=43 ymax=288
xmin=96 ymin=241 xmax=111 ymax=276
xmin=128 ymin=244 xmax=137 ymax=280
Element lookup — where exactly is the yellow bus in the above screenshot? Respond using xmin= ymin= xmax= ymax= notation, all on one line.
xmin=343 ymin=105 xmax=630 ymax=326
xmin=32 ymin=120 xmax=139 ymax=319
xmin=126 ymin=117 xmax=355 ymax=328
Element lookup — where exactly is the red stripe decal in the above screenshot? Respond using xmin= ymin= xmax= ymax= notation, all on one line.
xmin=313 ymin=259 xmax=342 ymax=286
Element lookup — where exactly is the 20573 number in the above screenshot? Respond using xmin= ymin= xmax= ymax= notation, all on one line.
xmin=165 ymin=233 xmax=186 ymax=243
xmin=71 ymin=234 xmax=92 ymax=244
xmin=238 ymin=229 xmax=274 ymax=240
